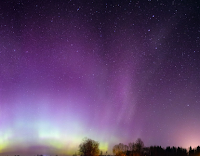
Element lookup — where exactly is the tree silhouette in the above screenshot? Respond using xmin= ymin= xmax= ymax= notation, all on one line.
xmin=79 ymin=138 xmax=100 ymax=156
xmin=113 ymin=138 xmax=145 ymax=156
xmin=128 ymin=142 xmax=135 ymax=151
xmin=113 ymin=143 xmax=127 ymax=156
xmin=150 ymin=146 xmax=165 ymax=156
xmin=135 ymin=138 xmax=144 ymax=156
xmin=128 ymin=142 xmax=135 ymax=156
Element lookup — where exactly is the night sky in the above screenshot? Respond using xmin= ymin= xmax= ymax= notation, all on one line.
xmin=0 ymin=0 xmax=200 ymax=155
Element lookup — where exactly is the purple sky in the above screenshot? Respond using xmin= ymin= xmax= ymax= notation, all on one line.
xmin=0 ymin=0 xmax=200 ymax=155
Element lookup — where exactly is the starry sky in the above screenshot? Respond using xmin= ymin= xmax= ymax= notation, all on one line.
xmin=0 ymin=0 xmax=200 ymax=155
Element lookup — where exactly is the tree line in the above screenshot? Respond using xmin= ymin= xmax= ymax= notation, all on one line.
xmin=78 ymin=137 xmax=200 ymax=156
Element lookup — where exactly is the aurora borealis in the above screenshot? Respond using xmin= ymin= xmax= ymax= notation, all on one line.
xmin=0 ymin=0 xmax=200 ymax=155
